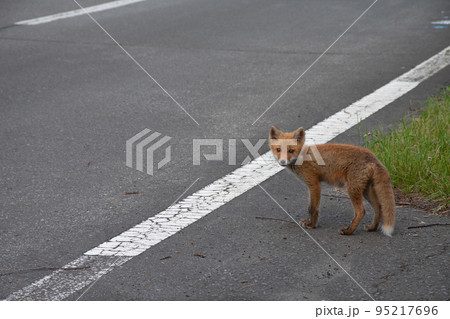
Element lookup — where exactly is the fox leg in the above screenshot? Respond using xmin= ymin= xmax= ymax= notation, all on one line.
xmin=340 ymin=187 xmax=365 ymax=235
xmin=363 ymin=184 xmax=381 ymax=232
xmin=301 ymin=180 xmax=321 ymax=228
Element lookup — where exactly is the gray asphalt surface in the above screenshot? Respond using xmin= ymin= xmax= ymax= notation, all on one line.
xmin=1 ymin=0 xmax=449 ymax=300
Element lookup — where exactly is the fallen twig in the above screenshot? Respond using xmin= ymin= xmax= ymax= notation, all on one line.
xmin=124 ymin=191 xmax=140 ymax=195
xmin=407 ymin=223 xmax=450 ymax=229
xmin=160 ymin=256 xmax=172 ymax=261
xmin=255 ymin=216 xmax=297 ymax=224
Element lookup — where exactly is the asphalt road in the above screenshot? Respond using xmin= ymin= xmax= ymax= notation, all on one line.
xmin=0 ymin=0 xmax=449 ymax=300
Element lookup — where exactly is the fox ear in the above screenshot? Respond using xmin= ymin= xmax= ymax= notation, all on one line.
xmin=293 ymin=127 xmax=305 ymax=143
xmin=270 ymin=126 xmax=282 ymax=140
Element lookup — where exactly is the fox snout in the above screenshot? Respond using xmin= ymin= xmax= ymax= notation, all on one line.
xmin=277 ymin=157 xmax=297 ymax=166
xmin=269 ymin=126 xmax=305 ymax=167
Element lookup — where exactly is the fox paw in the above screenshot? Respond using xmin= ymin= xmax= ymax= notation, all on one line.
xmin=300 ymin=219 xmax=315 ymax=229
xmin=364 ymin=224 xmax=377 ymax=232
xmin=339 ymin=227 xmax=354 ymax=235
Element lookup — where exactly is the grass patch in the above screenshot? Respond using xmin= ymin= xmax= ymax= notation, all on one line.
xmin=364 ymin=87 xmax=449 ymax=213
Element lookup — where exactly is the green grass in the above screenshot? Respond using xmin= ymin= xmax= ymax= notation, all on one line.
xmin=364 ymin=87 xmax=449 ymax=211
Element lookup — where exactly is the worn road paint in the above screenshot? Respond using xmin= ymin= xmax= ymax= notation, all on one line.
xmin=15 ymin=0 xmax=147 ymax=25
xmin=431 ymin=20 xmax=450 ymax=25
xmin=6 ymin=46 xmax=450 ymax=300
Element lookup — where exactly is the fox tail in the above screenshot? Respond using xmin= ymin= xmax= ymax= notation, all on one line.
xmin=373 ymin=168 xmax=396 ymax=237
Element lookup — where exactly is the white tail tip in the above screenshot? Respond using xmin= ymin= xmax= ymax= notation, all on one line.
xmin=381 ymin=225 xmax=394 ymax=237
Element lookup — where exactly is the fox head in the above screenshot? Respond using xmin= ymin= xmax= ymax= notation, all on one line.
xmin=269 ymin=126 xmax=305 ymax=166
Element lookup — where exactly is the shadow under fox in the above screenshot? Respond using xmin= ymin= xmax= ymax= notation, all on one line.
xmin=269 ymin=126 xmax=395 ymax=236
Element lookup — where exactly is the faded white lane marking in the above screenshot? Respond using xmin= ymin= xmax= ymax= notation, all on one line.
xmin=6 ymin=46 xmax=450 ymax=300
xmin=15 ymin=0 xmax=147 ymax=26
xmin=6 ymin=256 xmax=131 ymax=301
xmin=431 ymin=20 xmax=450 ymax=25
xmin=75 ymin=256 xmax=126 ymax=301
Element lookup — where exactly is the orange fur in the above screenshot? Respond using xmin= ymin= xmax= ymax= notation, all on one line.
xmin=269 ymin=126 xmax=395 ymax=236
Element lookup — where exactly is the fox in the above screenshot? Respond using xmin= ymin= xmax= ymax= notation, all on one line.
xmin=269 ymin=126 xmax=395 ymax=236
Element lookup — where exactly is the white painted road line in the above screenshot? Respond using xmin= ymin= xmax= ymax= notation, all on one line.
xmin=6 ymin=256 xmax=131 ymax=301
xmin=15 ymin=0 xmax=147 ymax=26
xmin=6 ymin=46 xmax=450 ymax=300
xmin=431 ymin=20 xmax=450 ymax=25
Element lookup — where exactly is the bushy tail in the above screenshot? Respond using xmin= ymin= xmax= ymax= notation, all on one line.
xmin=373 ymin=168 xmax=396 ymax=236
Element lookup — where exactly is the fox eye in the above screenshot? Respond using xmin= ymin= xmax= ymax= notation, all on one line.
xmin=288 ymin=149 xmax=295 ymax=153
xmin=276 ymin=148 xmax=281 ymax=152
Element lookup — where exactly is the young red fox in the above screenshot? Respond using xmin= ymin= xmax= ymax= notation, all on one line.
xmin=269 ymin=126 xmax=395 ymax=236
